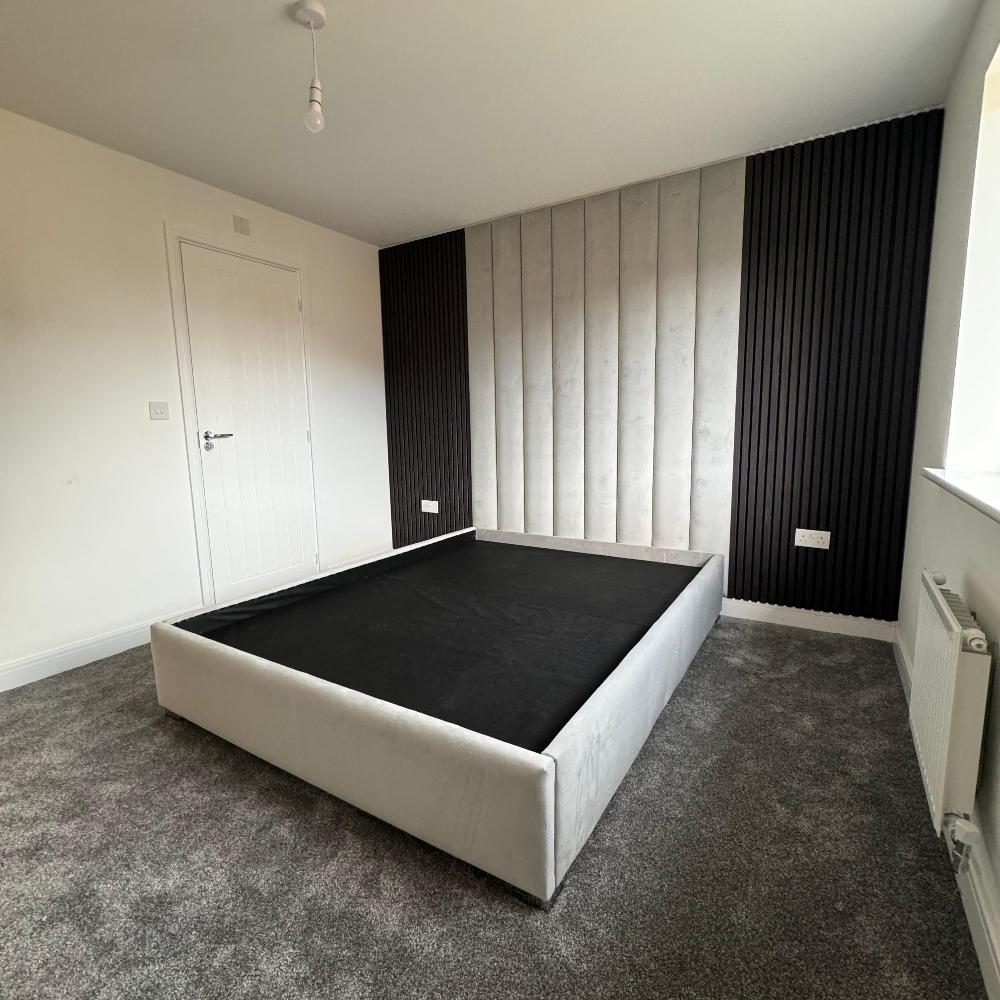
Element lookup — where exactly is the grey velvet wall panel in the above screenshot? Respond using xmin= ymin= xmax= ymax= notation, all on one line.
xmin=465 ymin=223 xmax=498 ymax=530
xmin=551 ymin=201 xmax=586 ymax=539
xmin=520 ymin=208 xmax=555 ymax=536
xmin=491 ymin=216 xmax=525 ymax=532
xmin=583 ymin=191 xmax=620 ymax=543
xmin=653 ymin=172 xmax=700 ymax=549
xmin=617 ymin=182 xmax=659 ymax=545
xmin=466 ymin=159 xmax=745 ymax=561
xmin=690 ymin=160 xmax=745 ymax=559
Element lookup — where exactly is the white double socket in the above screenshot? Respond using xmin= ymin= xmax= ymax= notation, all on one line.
xmin=795 ymin=528 xmax=831 ymax=549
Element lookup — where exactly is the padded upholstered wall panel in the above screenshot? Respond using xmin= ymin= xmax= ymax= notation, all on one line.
xmin=691 ymin=160 xmax=746 ymax=560
xmin=617 ymin=182 xmax=659 ymax=546
xmin=551 ymin=201 xmax=586 ymax=538
xmin=380 ymin=230 xmax=472 ymax=547
xmin=584 ymin=191 xmax=621 ymax=543
xmin=492 ymin=216 xmax=525 ymax=533
xmin=653 ymin=171 xmax=700 ymax=549
xmin=521 ymin=208 xmax=555 ymax=536
xmin=465 ymin=223 xmax=498 ymax=530
xmin=729 ymin=111 xmax=943 ymax=619
xmin=466 ymin=161 xmax=746 ymax=557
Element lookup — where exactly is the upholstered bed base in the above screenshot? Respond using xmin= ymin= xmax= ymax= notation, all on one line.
xmin=151 ymin=530 xmax=723 ymax=903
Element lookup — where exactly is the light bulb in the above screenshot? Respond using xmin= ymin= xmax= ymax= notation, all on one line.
xmin=304 ymin=77 xmax=324 ymax=133
xmin=304 ymin=101 xmax=325 ymax=133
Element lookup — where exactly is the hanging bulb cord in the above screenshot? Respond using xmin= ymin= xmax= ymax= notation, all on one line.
xmin=310 ymin=23 xmax=320 ymax=83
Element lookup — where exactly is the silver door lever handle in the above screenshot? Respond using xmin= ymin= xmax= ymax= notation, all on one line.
xmin=203 ymin=431 xmax=234 ymax=439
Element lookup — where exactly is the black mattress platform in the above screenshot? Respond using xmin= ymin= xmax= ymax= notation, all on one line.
xmin=177 ymin=536 xmax=700 ymax=752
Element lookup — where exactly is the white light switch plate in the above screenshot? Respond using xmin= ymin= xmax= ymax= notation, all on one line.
xmin=795 ymin=528 xmax=830 ymax=549
xmin=148 ymin=401 xmax=170 ymax=421
xmin=421 ymin=499 xmax=439 ymax=514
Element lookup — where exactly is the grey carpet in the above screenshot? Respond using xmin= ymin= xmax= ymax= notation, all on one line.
xmin=0 ymin=619 xmax=985 ymax=1000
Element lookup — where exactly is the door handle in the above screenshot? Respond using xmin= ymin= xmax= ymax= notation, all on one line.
xmin=203 ymin=430 xmax=234 ymax=452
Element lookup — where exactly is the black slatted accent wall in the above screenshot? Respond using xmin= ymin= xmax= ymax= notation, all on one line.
xmin=729 ymin=110 xmax=943 ymax=620
xmin=380 ymin=229 xmax=472 ymax=548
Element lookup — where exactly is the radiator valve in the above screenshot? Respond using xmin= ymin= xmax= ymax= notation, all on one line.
xmin=944 ymin=814 xmax=981 ymax=874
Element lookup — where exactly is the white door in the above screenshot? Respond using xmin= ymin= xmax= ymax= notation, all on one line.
xmin=180 ymin=241 xmax=319 ymax=605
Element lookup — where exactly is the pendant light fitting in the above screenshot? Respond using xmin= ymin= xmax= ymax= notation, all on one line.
xmin=292 ymin=1 xmax=327 ymax=134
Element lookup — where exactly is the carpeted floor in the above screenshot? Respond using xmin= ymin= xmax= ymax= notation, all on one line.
xmin=0 ymin=619 xmax=985 ymax=1000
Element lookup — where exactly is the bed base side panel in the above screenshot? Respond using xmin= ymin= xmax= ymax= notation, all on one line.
xmin=151 ymin=624 xmax=556 ymax=901
xmin=544 ymin=554 xmax=723 ymax=884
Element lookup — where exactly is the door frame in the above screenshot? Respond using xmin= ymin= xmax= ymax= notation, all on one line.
xmin=163 ymin=222 xmax=322 ymax=608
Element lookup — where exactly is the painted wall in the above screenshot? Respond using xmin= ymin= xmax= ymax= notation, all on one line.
xmin=465 ymin=161 xmax=746 ymax=561
xmin=0 ymin=109 xmax=392 ymax=672
xmin=898 ymin=0 xmax=1000 ymax=862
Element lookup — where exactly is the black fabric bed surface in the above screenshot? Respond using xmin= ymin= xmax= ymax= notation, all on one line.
xmin=178 ymin=538 xmax=701 ymax=752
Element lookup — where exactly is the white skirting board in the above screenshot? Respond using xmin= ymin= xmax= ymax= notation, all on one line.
xmin=959 ymin=813 xmax=1000 ymax=1000
xmin=0 ymin=614 xmax=185 ymax=694
xmin=892 ymin=632 xmax=913 ymax=702
xmin=0 ymin=531 xmax=476 ymax=696
xmin=721 ymin=598 xmax=895 ymax=642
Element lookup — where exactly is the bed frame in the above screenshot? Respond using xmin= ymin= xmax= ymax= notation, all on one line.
xmin=151 ymin=529 xmax=723 ymax=905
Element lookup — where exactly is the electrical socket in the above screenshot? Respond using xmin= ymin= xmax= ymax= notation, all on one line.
xmin=421 ymin=499 xmax=439 ymax=514
xmin=795 ymin=528 xmax=830 ymax=550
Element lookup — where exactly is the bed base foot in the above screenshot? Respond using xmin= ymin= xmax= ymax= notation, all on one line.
xmin=509 ymin=881 xmax=564 ymax=912
xmin=163 ymin=708 xmax=184 ymax=721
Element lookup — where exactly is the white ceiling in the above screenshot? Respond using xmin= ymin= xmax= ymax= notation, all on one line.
xmin=0 ymin=1 xmax=979 ymax=247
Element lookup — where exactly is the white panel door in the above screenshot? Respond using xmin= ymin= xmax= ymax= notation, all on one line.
xmin=181 ymin=242 xmax=318 ymax=605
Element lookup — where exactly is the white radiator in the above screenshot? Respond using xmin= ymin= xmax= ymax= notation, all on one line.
xmin=909 ymin=570 xmax=992 ymax=835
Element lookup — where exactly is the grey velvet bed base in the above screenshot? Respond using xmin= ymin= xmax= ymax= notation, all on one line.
xmin=151 ymin=529 xmax=723 ymax=903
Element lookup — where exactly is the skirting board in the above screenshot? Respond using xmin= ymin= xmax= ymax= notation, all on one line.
xmin=721 ymin=598 xmax=895 ymax=642
xmin=958 ymin=812 xmax=1000 ymax=1000
xmin=0 ymin=612 xmax=195 ymax=694
xmin=892 ymin=632 xmax=913 ymax=703
xmin=0 ymin=531 xmax=474 ymax=697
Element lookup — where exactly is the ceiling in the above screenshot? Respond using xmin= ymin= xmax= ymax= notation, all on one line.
xmin=0 ymin=1 xmax=979 ymax=247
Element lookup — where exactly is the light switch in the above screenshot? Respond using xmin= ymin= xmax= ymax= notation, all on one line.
xmin=149 ymin=401 xmax=170 ymax=421
xmin=421 ymin=499 xmax=439 ymax=514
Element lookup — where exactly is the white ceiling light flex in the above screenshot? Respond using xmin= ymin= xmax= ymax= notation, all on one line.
xmin=292 ymin=0 xmax=327 ymax=134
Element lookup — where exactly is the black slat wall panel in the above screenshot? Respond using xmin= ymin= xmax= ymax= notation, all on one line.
xmin=729 ymin=110 xmax=943 ymax=620
xmin=379 ymin=230 xmax=472 ymax=548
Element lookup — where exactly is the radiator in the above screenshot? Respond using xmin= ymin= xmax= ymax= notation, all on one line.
xmin=909 ymin=570 xmax=992 ymax=835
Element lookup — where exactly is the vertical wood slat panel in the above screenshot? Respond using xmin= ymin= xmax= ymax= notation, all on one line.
xmin=728 ymin=110 xmax=943 ymax=619
xmin=379 ymin=229 xmax=472 ymax=548
xmin=617 ymin=181 xmax=659 ymax=545
xmin=653 ymin=172 xmax=699 ymax=549
xmin=583 ymin=191 xmax=620 ymax=542
xmin=465 ymin=223 xmax=498 ymax=529
xmin=492 ymin=216 xmax=525 ymax=532
xmin=521 ymin=208 xmax=554 ymax=535
xmin=691 ymin=159 xmax=745 ymax=559
xmin=551 ymin=201 xmax=586 ymax=539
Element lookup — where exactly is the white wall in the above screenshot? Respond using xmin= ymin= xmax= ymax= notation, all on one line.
xmin=0 ymin=109 xmax=392 ymax=674
xmin=898 ymin=0 xmax=1000 ymax=855
xmin=946 ymin=51 xmax=1000 ymax=472
xmin=465 ymin=160 xmax=745 ymax=565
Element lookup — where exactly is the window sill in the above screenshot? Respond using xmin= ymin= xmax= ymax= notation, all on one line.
xmin=923 ymin=468 xmax=1000 ymax=528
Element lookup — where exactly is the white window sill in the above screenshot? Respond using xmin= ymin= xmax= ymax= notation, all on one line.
xmin=923 ymin=468 xmax=1000 ymax=528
